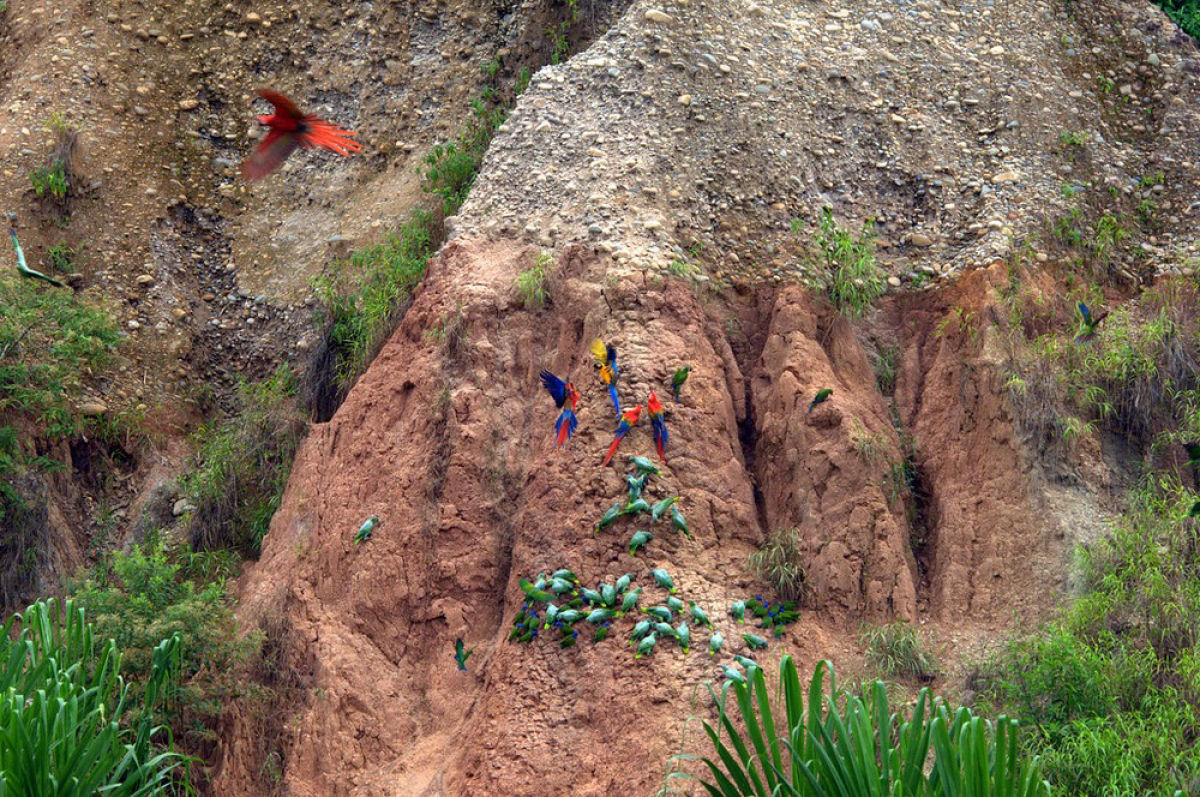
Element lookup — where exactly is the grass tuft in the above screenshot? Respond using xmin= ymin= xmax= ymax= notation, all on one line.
xmin=861 ymin=620 xmax=939 ymax=682
xmin=747 ymin=527 xmax=805 ymax=602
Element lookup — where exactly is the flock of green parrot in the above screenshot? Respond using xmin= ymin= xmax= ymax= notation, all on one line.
xmin=539 ymin=338 xmax=691 ymax=465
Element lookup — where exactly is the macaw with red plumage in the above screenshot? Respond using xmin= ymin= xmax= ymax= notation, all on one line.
xmin=242 ymin=88 xmax=362 ymax=180
xmin=647 ymin=390 xmax=668 ymax=463
xmin=590 ymin=339 xmax=621 ymax=414
xmin=602 ymin=405 xmax=642 ymax=466
xmin=540 ymin=370 xmax=580 ymax=448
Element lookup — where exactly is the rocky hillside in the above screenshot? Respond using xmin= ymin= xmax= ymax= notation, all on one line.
xmin=214 ymin=0 xmax=1200 ymax=794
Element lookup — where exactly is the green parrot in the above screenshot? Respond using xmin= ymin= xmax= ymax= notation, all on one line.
xmin=600 ymin=583 xmax=617 ymax=607
xmin=626 ymin=473 xmax=648 ymax=501
xmin=580 ymin=587 xmax=603 ymax=605
xmin=623 ymin=498 xmax=651 ymax=516
xmin=628 ymin=530 xmax=654 ymax=555
xmin=654 ymin=621 xmax=677 ymax=638
xmin=743 ymin=633 xmax=769 ymax=651
xmin=551 ymin=569 xmax=577 ymax=583
xmin=666 ymin=595 xmax=685 ymax=614
xmin=551 ymin=578 xmax=576 ymax=595
xmin=730 ymin=601 xmax=746 ymax=622
xmin=670 ymin=365 xmax=692 ymax=403
xmin=635 ymin=632 xmax=658 ymax=659
xmin=519 ymin=578 xmax=554 ymax=603
xmin=593 ymin=625 xmax=610 ymax=643
xmin=690 ymin=602 xmax=711 ymax=628
xmin=708 ymin=631 xmax=724 ymax=656
xmin=733 ymin=655 xmax=759 ymax=672
xmin=807 ymin=388 xmax=833 ymax=414
xmin=651 ymin=568 xmax=676 ymax=593
xmin=8 ymin=222 xmax=66 ymax=288
xmin=676 ymin=621 xmax=690 ymax=652
xmin=543 ymin=603 xmax=560 ymax=629
xmin=354 ymin=516 xmax=378 ymax=545
xmin=556 ymin=609 xmax=583 ymax=625
xmin=454 ymin=638 xmax=472 ymax=671
xmin=615 ymin=572 xmax=633 ymax=593
xmin=669 ymin=505 xmax=690 ymax=537
xmin=627 ymin=455 xmax=662 ymax=476
xmin=586 ymin=608 xmax=616 ymax=624
xmin=596 ymin=503 xmax=623 ymax=531
xmin=618 ymin=589 xmax=642 ymax=616
xmin=629 ymin=619 xmax=652 ymax=641
xmin=561 ymin=630 xmax=580 ymax=648
xmin=650 ymin=496 xmax=680 ymax=522
xmin=722 ymin=665 xmax=746 ymax=685
xmin=644 ymin=605 xmax=673 ymax=622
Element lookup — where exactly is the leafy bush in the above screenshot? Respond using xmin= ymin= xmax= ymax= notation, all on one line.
xmin=311 ymin=208 xmax=435 ymax=399
xmin=980 ymin=478 xmax=1200 ymax=794
xmin=1156 ymin=0 xmax=1200 ymax=40
xmin=69 ymin=538 xmax=262 ymax=761
xmin=0 ymin=598 xmax=189 ymax=794
xmin=686 ymin=657 xmax=1049 ymax=796
xmin=861 ymin=621 xmax=939 ymax=682
xmin=514 ymin=252 xmax=552 ymax=309
xmin=807 ymin=207 xmax=885 ymax=318
xmin=29 ymin=160 xmax=68 ymax=199
xmin=46 ymin=243 xmax=78 ymax=273
xmin=179 ymin=364 xmax=304 ymax=555
xmin=422 ymin=98 xmax=505 ymax=215
xmin=747 ymin=527 xmax=805 ymax=602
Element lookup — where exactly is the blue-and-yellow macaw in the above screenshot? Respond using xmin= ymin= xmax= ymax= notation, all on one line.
xmin=590 ymin=338 xmax=620 ymax=413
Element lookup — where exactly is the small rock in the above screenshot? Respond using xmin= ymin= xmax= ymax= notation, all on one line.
xmin=136 ymin=274 xmax=155 ymax=286
xmin=172 ymin=498 xmax=197 ymax=517
xmin=910 ymin=233 xmax=934 ymax=247
xmin=178 ymin=98 xmax=199 ymax=111
xmin=77 ymin=400 xmax=108 ymax=417
xmin=644 ymin=9 xmax=675 ymax=23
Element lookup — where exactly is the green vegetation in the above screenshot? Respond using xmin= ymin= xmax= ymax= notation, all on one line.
xmin=29 ymin=160 xmax=68 ymax=199
xmin=1155 ymin=0 xmax=1200 ymax=40
xmin=1 ymin=598 xmax=189 ymax=793
xmin=861 ymin=621 xmax=939 ymax=682
xmin=179 ymin=364 xmax=304 ymax=556
xmin=421 ymin=97 xmax=505 ymax=215
xmin=1057 ymin=129 xmax=1089 ymax=149
xmin=45 ymin=242 xmax=78 ymax=273
xmin=514 ymin=251 xmax=552 ymax=309
xmin=29 ymin=114 xmax=78 ymax=213
xmin=806 ymin=207 xmax=885 ymax=318
xmin=67 ymin=538 xmax=258 ymax=765
xmin=747 ymin=527 xmax=804 ymax=602
xmin=686 ymin=657 xmax=1049 ymax=796
xmin=979 ymin=479 xmax=1200 ymax=794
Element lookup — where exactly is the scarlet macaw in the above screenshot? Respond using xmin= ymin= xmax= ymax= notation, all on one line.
xmin=242 ymin=88 xmax=362 ymax=180
xmin=539 ymin=370 xmax=580 ymax=448
xmin=601 ymin=404 xmax=642 ymax=466
xmin=647 ymin=390 xmax=668 ymax=463
xmin=590 ymin=338 xmax=620 ymax=413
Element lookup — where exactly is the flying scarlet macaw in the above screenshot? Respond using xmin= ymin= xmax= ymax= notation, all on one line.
xmin=539 ymin=370 xmax=580 ymax=448
xmin=602 ymin=404 xmax=642 ymax=466
xmin=647 ymin=391 xmax=669 ymax=463
xmin=590 ymin=338 xmax=620 ymax=414
xmin=241 ymin=88 xmax=361 ymax=180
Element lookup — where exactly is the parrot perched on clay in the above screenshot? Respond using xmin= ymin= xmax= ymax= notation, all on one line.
xmin=647 ymin=390 xmax=669 ymax=463
xmin=627 ymin=456 xmax=661 ymax=476
xmin=743 ymin=633 xmax=769 ymax=651
xmin=690 ymin=602 xmax=712 ymax=628
xmin=635 ymin=632 xmax=657 ymax=659
xmin=590 ymin=338 xmax=621 ymax=413
xmin=730 ymin=601 xmax=746 ymax=623
xmin=615 ymin=573 xmax=633 ymax=593
xmin=644 ymin=605 xmax=673 ymax=622
xmin=666 ymin=595 xmax=685 ymax=614
xmin=539 ymin=370 xmax=580 ymax=448
xmin=671 ymin=366 xmax=692 ymax=403
xmin=618 ymin=589 xmax=642 ymax=616
xmin=354 ymin=516 xmax=378 ymax=545
xmin=241 ymin=88 xmax=361 ymax=180
xmin=630 ymin=619 xmax=652 ymax=641
xmin=669 ymin=505 xmax=690 ymax=538
xmin=596 ymin=503 xmax=623 ymax=531
xmin=650 ymin=496 xmax=679 ymax=523
xmin=651 ymin=568 xmax=676 ymax=593
xmin=602 ymin=405 xmax=642 ymax=466
xmin=807 ymin=388 xmax=834 ymax=415
xmin=676 ymin=621 xmax=691 ymax=652
xmin=1074 ymin=301 xmax=1109 ymax=344
xmin=708 ymin=631 xmax=724 ymax=656
xmin=626 ymin=473 xmax=648 ymax=501
xmin=628 ymin=530 xmax=653 ymax=555
xmin=453 ymin=638 xmax=473 ymax=671
xmin=722 ymin=665 xmax=746 ymax=685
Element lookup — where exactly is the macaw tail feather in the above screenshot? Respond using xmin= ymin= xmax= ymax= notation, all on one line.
xmin=602 ymin=433 xmax=624 ymax=466
xmin=608 ymin=384 xmax=620 ymax=414
xmin=555 ymin=409 xmax=577 ymax=448
xmin=299 ymin=116 xmax=362 ymax=155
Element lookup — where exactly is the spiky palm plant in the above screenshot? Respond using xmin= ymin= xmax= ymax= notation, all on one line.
xmin=685 ymin=657 xmax=1050 ymax=797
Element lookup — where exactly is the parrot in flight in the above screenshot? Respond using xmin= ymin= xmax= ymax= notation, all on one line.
xmin=539 ymin=370 xmax=580 ymax=448
xmin=1074 ymin=301 xmax=1109 ymax=344
xmin=590 ymin=338 xmax=621 ymax=413
xmin=602 ymin=404 xmax=642 ymax=466
xmin=8 ymin=217 xmax=65 ymax=287
xmin=647 ymin=391 xmax=669 ymax=463
xmin=807 ymin=388 xmax=833 ymax=415
xmin=454 ymin=638 xmax=473 ymax=671
xmin=241 ymin=88 xmax=362 ymax=181
xmin=671 ymin=366 xmax=691 ymax=403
